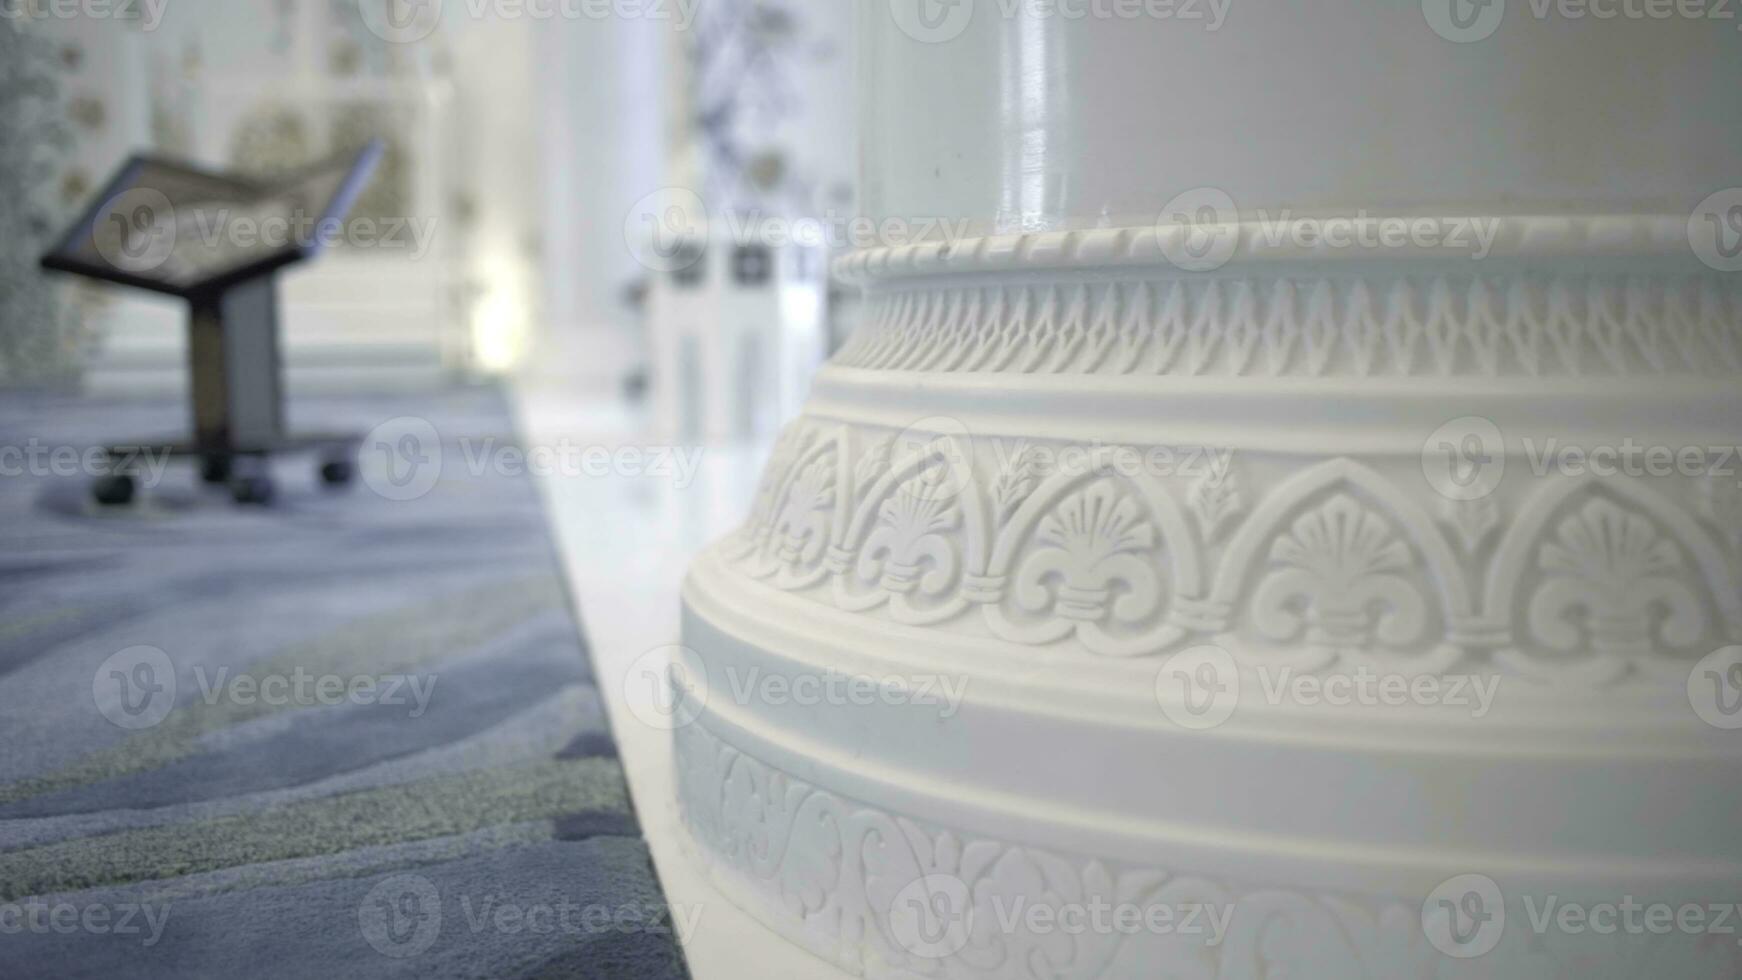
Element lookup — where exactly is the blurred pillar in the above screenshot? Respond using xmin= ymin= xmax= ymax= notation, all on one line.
xmin=528 ymin=13 xmax=668 ymax=389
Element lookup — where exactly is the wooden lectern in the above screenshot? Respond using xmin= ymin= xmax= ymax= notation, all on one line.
xmin=41 ymin=142 xmax=383 ymax=505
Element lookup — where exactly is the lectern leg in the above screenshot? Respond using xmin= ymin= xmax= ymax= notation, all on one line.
xmin=187 ymin=276 xmax=284 ymax=455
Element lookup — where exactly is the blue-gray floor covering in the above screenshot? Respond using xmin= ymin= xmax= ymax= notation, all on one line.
xmin=0 ymin=386 xmax=689 ymax=979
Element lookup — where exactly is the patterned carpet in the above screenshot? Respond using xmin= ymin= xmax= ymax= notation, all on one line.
xmin=0 ymin=386 xmax=689 ymax=979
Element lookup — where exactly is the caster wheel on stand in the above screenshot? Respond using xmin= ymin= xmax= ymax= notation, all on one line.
xmin=318 ymin=458 xmax=355 ymax=488
xmin=228 ymin=469 xmax=275 ymax=511
xmin=200 ymin=454 xmax=233 ymax=484
xmin=92 ymin=473 xmax=137 ymax=507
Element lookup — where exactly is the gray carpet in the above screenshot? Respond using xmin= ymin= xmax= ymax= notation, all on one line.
xmin=0 ymin=386 xmax=689 ymax=979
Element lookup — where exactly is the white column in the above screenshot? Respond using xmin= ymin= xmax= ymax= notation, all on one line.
xmin=529 ymin=14 xmax=667 ymax=386
xmin=676 ymin=6 xmax=1742 ymax=978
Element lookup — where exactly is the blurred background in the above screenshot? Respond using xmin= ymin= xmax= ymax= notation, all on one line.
xmin=0 ymin=6 xmax=867 ymax=975
xmin=2 ymin=0 xmax=858 ymax=437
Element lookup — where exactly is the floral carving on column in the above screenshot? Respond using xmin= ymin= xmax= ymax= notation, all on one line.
xmin=742 ymin=427 xmax=842 ymax=588
xmin=731 ymin=422 xmax=812 ymax=560
xmin=987 ymin=477 xmax=1190 ymax=656
xmin=772 ymin=453 xmax=836 ymax=567
xmin=1480 ymin=479 xmax=1739 ymax=686
xmin=719 ymin=429 xmax=1742 ymax=687
xmin=865 ymin=470 xmax=961 ymax=595
xmin=828 ymin=432 xmax=980 ymax=625
xmin=1025 ymin=483 xmax=1159 ymax=625
xmin=1527 ymin=498 xmax=1705 ymax=664
xmin=676 ymin=713 xmax=1742 ymax=980
xmin=1249 ymin=494 xmax=1438 ymax=672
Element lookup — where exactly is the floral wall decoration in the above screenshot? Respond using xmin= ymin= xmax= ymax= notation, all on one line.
xmin=0 ymin=22 xmax=93 ymax=387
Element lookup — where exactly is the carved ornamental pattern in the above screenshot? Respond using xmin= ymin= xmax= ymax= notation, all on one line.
xmin=675 ymin=718 xmax=1740 ymax=979
xmin=832 ymin=274 xmax=1742 ymax=378
xmin=725 ymin=422 xmax=1742 ymax=688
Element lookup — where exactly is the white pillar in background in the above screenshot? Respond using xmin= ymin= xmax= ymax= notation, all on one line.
xmin=529 ymin=14 xmax=667 ymax=388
